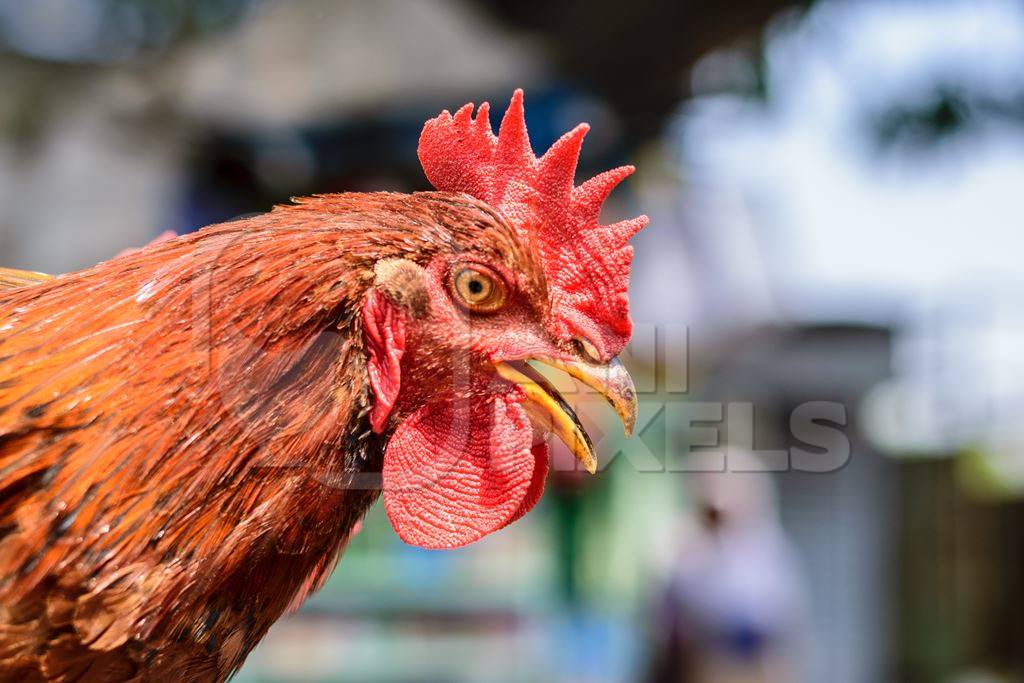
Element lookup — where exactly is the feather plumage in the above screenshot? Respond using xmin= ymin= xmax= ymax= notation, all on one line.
xmin=0 ymin=192 xmax=513 ymax=681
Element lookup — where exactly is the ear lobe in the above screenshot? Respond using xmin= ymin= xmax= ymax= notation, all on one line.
xmin=374 ymin=258 xmax=429 ymax=316
xmin=383 ymin=397 xmax=537 ymax=549
xmin=362 ymin=289 xmax=406 ymax=433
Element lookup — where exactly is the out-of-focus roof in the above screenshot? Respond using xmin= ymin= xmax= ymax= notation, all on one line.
xmin=164 ymin=0 xmax=545 ymax=129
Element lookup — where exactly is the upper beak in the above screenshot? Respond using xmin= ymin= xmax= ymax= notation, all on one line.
xmin=494 ymin=356 xmax=638 ymax=474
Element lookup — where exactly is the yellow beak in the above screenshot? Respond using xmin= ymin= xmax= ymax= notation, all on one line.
xmin=494 ymin=357 xmax=638 ymax=474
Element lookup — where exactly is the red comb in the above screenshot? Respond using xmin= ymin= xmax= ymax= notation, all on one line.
xmin=418 ymin=89 xmax=648 ymax=357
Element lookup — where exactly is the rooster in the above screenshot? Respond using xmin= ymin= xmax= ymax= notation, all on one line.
xmin=0 ymin=91 xmax=646 ymax=681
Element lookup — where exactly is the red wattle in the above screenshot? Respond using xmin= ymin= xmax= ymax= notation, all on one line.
xmin=506 ymin=442 xmax=549 ymax=526
xmin=382 ymin=397 xmax=536 ymax=549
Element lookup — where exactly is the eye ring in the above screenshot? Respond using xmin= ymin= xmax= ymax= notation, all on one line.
xmin=451 ymin=265 xmax=506 ymax=313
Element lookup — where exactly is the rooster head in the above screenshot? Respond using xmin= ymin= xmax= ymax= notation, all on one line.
xmin=365 ymin=90 xmax=648 ymax=549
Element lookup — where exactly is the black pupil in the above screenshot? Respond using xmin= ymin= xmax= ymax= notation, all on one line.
xmin=468 ymin=278 xmax=484 ymax=295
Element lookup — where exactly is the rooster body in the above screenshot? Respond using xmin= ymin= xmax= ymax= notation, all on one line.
xmin=0 ymin=93 xmax=646 ymax=680
xmin=0 ymin=194 xmax=475 ymax=679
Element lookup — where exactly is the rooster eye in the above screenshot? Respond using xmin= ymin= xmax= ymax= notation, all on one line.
xmin=452 ymin=266 xmax=505 ymax=313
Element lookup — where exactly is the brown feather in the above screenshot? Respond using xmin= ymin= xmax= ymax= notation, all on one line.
xmin=0 ymin=192 xmax=518 ymax=681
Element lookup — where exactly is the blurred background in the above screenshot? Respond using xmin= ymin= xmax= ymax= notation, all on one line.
xmin=2 ymin=0 xmax=1023 ymax=681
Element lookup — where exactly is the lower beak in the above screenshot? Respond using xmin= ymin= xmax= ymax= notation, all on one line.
xmin=494 ymin=357 xmax=638 ymax=474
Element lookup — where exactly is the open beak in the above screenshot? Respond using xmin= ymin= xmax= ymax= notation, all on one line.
xmin=494 ymin=357 xmax=638 ymax=474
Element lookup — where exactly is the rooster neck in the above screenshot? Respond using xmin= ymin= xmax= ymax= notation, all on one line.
xmin=0 ymin=212 xmax=397 ymax=679
xmin=0 ymin=314 xmax=386 ymax=679
xmin=181 ymin=413 xmax=386 ymax=675
xmin=127 ymin=323 xmax=389 ymax=666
